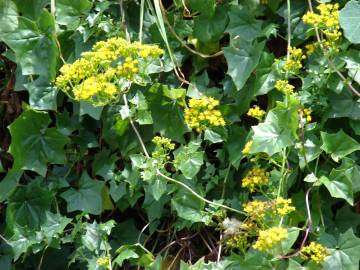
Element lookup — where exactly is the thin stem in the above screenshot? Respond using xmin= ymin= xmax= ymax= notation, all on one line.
xmin=217 ymin=233 xmax=222 ymax=263
xmin=286 ymin=0 xmax=291 ymax=59
xmin=50 ymin=0 xmax=55 ymax=15
xmin=122 ymin=94 xmax=150 ymax=158
xmin=139 ymin=0 xmax=145 ymax=43
xmin=157 ymin=170 xmax=246 ymax=215
xmin=277 ymin=148 xmax=288 ymax=197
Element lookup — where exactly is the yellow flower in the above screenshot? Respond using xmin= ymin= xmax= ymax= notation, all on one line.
xmin=243 ymin=200 xmax=269 ymax=219
xmin=242 ymin=140 xmax=253 ymax=155
xmin=283 ymin=47 xmax=306 ymax=73
xmin=241 ymin=167 xmax=269 ymax=193
xmin=96 ymin=256 xmax=110 ymax=267
xmin=301 ymin=242 xmax=331 ymax=264
xmin=273 ymin=197 xmax=296 ymax=216
xmin=260 ymin=0 xmax=268 ymax=5
xmin=274 ymin=80 xmax=295 ymax=95
xmin=184 ymin=97 xmax=225 ymax=132
xmin=253 ymin=227 xmax=288 ymax=251
xmin=303 ymin=108 xmax=312 ymax=122
xmin=55 ymin=37 xmax=163 ymax=106
xmin=247 ymin=105 xmax=266 ymax=120
xmin=305 ymin=43 xmax=317 ymax=56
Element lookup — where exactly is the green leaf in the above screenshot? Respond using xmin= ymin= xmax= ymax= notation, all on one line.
xmin=174 ymin=141 xmax=204 ymax=179
xmin=0 ymin=10 xmax=59 ymax=79
xmin=81 ymin=220 xmax=115 ymax=252
xmin=8 ymin=109 xmax=70 ymax=176
xmin=114 ymin=244 xmax=154 ymax=267
xmin=339 ymin=0 xmax=360 ymax=44
xmin=6 ymin=179 xmax=52 ymax=230
xmin=280 ymin=228 xmax=300 ymax=254
xmin=223 ymin=41 xmax=264 ymax=91
xmin=55 ymin=0 xmax=92 ymax=29
xmin=226 ymin=6 xmax=262 ymax=42
xmin=61 ymin=172 xmax=105 ymax=215
xmin=151 ymin=177 xmax=167 ymax=201
xmin=193 ymin=6 xmax=228 ymax=43
xmin=320 ymin=130 xmax=360 ymax=162
xmin=171 ymin=188 xmax=206 ymax=223
xmin=328 ymin=87 xmax=360 ymax=120
xmin=79 ymin=101 xmax=104 ymax=120
xmin=0 ymin=170 xmax=22 ymax=203
xmin=24 ymin=77 xmax=58 ymax=111
xmin=146 ymin=84 xmax=188 ymax=142
xmin=324 ymin=229 xmax=360 ymax=270
xmin=251 ymin=104 xmax=298 ymax=156
xmin=320 ymin=172 xmax=354 ymax=205
xmin=187 ymin=0 xmax=215 ymax=17
xmin=204 ymin=129 xmax=224 ymax=143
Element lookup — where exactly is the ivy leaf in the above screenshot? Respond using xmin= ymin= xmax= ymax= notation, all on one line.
xmin=193 ymin=6 xmax=228 ymax=43
xmin=146 ymin=84 xmax=188 ymax=142
xmin=24 ymin=77 xmax=58 ymax=111
xmin=114 ymin=244 xmax=154 ymax=267
xmin=187 ymin=0 xmax=215 ymax=18
xmin=171 ymin=188 xmax=206 ymax=224
xmin=320 ymin=171 xmax=354 ymax=205
xmin=0 ymin=10 xmax=58 ymax=79
xmin=61 ymin=172 xmax=105 ymax=215
xmin=320 ymin=130 xmax=360 ymax=162
xmin=226 ymin=6 xmax=262 ymax=42
xmin=339 ymin=0 xmax=360 ymax=44
xmin=328 ymin=89 xmax=360 ymax=120
xmin=223 ymin=41 xmax=264 ymax=91
xmin=0 ymin=170 xmax=22 ymax=203
xmin=324 ymin=229 xmax=360 ymax=270
xmin=251 ymin=105 xmax=298 ymax=156
xmin=174 ymin=140 xmax=204 ymax=179
xmin=6 ymin=180 xmax=52 ymax=230
xmin=8 ymin=109 xmax=70 ymax=177
xmin=55 ymin=0 xmax=92 ymax=29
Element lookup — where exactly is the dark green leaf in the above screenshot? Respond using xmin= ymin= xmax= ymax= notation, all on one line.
xmin=8 ymin=109 xmax=70 ymax=176
xmin=61 ymin=172 xmax=104 ymax=215
xmin=223 ymin=41 xmax=264 ymax=91
xmin=320 ymin=130 xmax=360 ymax=162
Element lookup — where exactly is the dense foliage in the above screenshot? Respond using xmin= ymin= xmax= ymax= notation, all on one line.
xmin=1 ymin=0 xmax=360 ymax=269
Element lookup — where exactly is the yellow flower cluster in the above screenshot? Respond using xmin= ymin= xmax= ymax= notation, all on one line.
xmin=226 ymin=234 xmax=250 ymax=251
xmin=275 ymin=80 xmax=295 ymax=95
xmin=184 ymin=97 xmax=225 ymax=132
xmin=247 ymin=105 xmax=266 ymax=120
xmin=96 ymin=256 xmax=110 ymax=267
xmin=241 ymin=167 xmax=269 ymax=193
xmin=253 ymin=227 xmax=288 ymax=251
xmin=305 ymin=43 xmax=317 ymax=56
xmin=301 ymin=242 xmax=331 ymax=264
xmin=243 ymin=197 xmax=295 ymax=219
xmin=152 ymin=136 xmax=175 ymax=161
xmin=304 ymin=108 xmax=312 ymax=123
xmin=283 ymin=47 xmax=306 ymax=73
xmin=273 ymin=197 xmax=296 ymax=216
xmin=242 ymin=140 xmax=253 ymax=155
xmin=260 ymin=0 xmax=268 ymax=5
xmin=152 ymin=136 xmax=175 ymax=150
xmin=55 ymin=37 xmax=163 ymax=106
xmin=243 ymin=200 xmax=268 ymax=219
xmin=303 ymin=3 xmax=341 ymax=51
